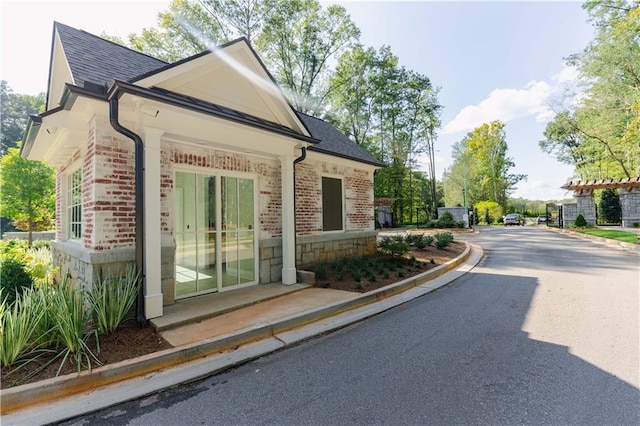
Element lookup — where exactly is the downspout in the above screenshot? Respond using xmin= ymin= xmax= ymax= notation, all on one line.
xmin=292 ymin=147 xmax=307 ymax=270
xmin=109 ymin=93 xmax=146 ymax=327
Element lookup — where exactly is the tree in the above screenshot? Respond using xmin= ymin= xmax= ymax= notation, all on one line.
xmin=0 ymin=147 xmax=55 ymax=245
xmin=200 ymin=0 xmax=266 ymax=44
xmin=542 ymin=1 xmax=639 ymax=179
xmin=255 ymin=0 xmax=360 ymax=114
xmin=445 ymin=121 xmax=525 ymax=211
xmin=0 ymin=81 xmax=45 ymax=155
xmin=598 ymin=188 xmax=621 ymax=223
xmin=103 ymin=0 xmax=218 ymax=63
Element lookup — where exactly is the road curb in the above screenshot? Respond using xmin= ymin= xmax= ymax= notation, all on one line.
xmin=2 ymin=243 xmax=479 ymax=422
xmin=542 ymin=226 xmax=640 ymax=254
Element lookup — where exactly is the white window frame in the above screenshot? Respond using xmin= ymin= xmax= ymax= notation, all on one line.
xmin=66 ymin=166 xmax=83 ymax=242
xmin=321 ymin=175 xmax=344 ymax=232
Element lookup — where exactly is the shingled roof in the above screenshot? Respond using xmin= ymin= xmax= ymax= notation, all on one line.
xmin=53 ymin=22 xmax=385 ymax=168
xmin=54 ymin=22 xmax=167 ymax=89
xmin=299 ymin=113 xmax=384 ymax=167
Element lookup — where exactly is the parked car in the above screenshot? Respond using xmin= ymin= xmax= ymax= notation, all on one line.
xmin=503 ymin=213 xmax=524 ymax=226
xmin=536 ymin=215 xmax=548 ymax=225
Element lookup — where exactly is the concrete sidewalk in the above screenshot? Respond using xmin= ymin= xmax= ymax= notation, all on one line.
xmin=1 ymin=243 xmax=482 ymax=425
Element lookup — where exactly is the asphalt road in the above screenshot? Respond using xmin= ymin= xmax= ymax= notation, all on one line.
xmin=61 ymin=226 xmax=639 ymax=426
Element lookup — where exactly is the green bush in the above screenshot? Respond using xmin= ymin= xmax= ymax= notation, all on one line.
xmin=45 ymin=279 xmax=101 ymax=374
xmin=87 ymin=267 xmax=140 ymax=335
xmin=378 ymin=235 xmax=410 ymax=258
xmin=575 ymin=214 xmax=588 ymax=227
xmin=314 ymin=263 xmax=328 ymax=280
xmin=0 ymin=258 xmax=34 ymax=306
xmin=415 ymin=235 xmax=428 ymax=250
xmin=0 ymin=287 xmax=47 ymax=367
xmin=434 ymin=232 xmax=454 ymax=249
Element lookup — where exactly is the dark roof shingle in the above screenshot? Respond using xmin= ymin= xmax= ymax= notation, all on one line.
xmin=55 ymin=22 xmax=167 ymax=88
xmin=298 ymin=114 xmax=384 ymax=167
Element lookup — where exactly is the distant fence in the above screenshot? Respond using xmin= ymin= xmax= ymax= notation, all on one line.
xmin=2 ymin=231 xmax=55 ymax=241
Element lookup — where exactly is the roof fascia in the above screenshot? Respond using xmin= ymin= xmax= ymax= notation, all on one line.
xmin=21 ymin=107 xmax=63 ymax=159
xmin=307 ymin=146 xmax=385 ymax=169
xmin=107 ymin=80 xmax=319 ymax=144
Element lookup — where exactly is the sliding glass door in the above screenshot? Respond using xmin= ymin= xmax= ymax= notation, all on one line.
xmin=175 ymin=171 xmax=256 ymax=298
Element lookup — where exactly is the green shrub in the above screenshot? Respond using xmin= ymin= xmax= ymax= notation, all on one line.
xmin=434 ymin=232 xmax=454 ymax=249
xmin=0 ymin=287 xmax=46 ymax=367
xmin=575 ymin=214 xmax=588 ymax=227
xmin=87 ymin=267 xmax=140 ymax=335
xmin=314 ymin=264 xmax=328 ymax=280
xmin=45 ymin=279 xmax=101 ymax=375
xmin=378 ymin=235 xmax=410 ymax=258
xmin=0 ymin=258 xmax=34 ymax=306
xmin=23 ymin=246 xmax=58 ymax=287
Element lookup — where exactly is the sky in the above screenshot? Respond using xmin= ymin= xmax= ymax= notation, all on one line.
xmin=0 ymin=0 xmax=595 ymax=201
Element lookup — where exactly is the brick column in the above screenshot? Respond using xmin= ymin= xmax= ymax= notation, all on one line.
xmin=142 ymin=127 xmax=164 ymax=319
xmin=280 ymin=154 xmax=297 ymax=284
xmin=574 ymin=191 xmax=596 ymax=225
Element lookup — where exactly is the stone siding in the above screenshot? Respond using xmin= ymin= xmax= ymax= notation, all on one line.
xmin=620 ymin=188 xmax=640 ymax=228
xmin=562 ymin=203 xmax=578 ymax=228
xmin=52 ymin=240 xmax=175 ymax=304
xmin=574 ymin=193 xmax=596 ymax=225
xmin=260 ymin=231 xmax=378 ymax=283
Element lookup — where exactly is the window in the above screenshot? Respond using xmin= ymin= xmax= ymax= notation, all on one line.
xmin=322 ymin=176 xmax=343 ymax=231
xmin=67 ymin=168 xmax=82 ymax=240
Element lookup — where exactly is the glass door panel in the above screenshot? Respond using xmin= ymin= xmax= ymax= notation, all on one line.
xmin=176 ymin=172 xmax=255 ymax=297
xmin=175 ymin=172 xmax=217 ymax=298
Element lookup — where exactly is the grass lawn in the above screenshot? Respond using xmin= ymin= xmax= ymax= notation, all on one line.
xmin=576 ymin=228 xmax=639 ymax=244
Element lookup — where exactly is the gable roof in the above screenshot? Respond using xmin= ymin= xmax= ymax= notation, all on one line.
xmin=54 ymin=22 xmax=167 ymax=89
xmin=43 ymin=22 xmax=385 ymax=168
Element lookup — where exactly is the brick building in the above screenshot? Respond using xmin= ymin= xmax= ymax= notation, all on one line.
xmin=22 ymin=23 xmax=384 ymax=320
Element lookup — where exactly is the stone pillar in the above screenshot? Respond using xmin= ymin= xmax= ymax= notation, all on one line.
xmin=574 ymin=191 xmax=596 ymax=226
xmin=141 ymin=127 xmax=164 ymax=319
xmin=280 ymin=154 xmax=297 ymax=284
xmin=620 ymin=187 xmax=640 ymax=228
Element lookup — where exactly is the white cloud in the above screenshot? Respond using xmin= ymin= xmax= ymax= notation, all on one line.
xmin=512 ymin=179 xmax=573 ymax=201
xmin=442 ymin=64 xmax=580 ymax=135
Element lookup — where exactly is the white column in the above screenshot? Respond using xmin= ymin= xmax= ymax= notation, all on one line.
xmin=142 ymin=127 xmax=164 ymax=318
xmin=280 ymin=154 xmax=297 ymax=284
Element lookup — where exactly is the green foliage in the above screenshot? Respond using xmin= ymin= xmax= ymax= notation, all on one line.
xmin=0 ymin=258 xmax=33 ymax=306
xmin=414 ymin=235 xmax=428 ymax=250
xmin=378 ymin=235 xmax=410 ymax=258
xmin=475 ymin=201 xmax=503 ymax=225
xmin=598 ymin=188 xmax=621 ymax=223
xmin=0 ymin=147 xmax=55 ymax=245
xmin=0 ymin=287 xmax=46 ymax=367
xmin=434 ymin=232 xmax=454 ymax=249
xmin=575 ymin=214 xmax=588 ymax=227
xmin=444 ymin=121 xmax=525 ymax=210
xmin=0 ymin=81 xmax=45 ymax=154
xmin=314 ymin=263 xmax=328 ymax=280
xmin=45 ymin=280 xmax=101 ymax=374
xmin=87 ymin=268 xmax=140 ymax=335
xmin=540 ymin=2 xmax=639 ymax=179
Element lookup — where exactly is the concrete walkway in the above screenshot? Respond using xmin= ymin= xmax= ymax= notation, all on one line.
xmin=1 ymin=243 xmax=482 ymax=425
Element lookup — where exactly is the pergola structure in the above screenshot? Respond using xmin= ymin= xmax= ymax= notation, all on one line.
xmin=561 ymin=177 xmax=640 ymax=227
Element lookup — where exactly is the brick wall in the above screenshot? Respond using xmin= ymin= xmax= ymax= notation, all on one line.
xmin=164 ymin=143 xmax=283 ymax=238
xmin=295 ymin=159 xmax=375 ymax=235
